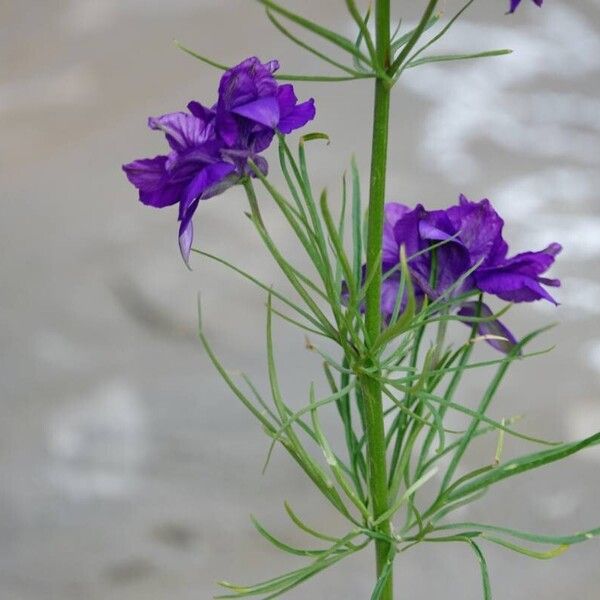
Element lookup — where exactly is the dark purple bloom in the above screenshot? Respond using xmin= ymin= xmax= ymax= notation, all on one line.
xmin=123 ymin=112 xmax=237 ymax=264
xmin=123 ymin=57 xmax=315 ymax=264
xmin=190 ymin=57 xmax=315 ymax=174
xmin=508 ymin=0 xmax=543 ymax=14
xmin=375 ymin=195 xmax=561 ymax=352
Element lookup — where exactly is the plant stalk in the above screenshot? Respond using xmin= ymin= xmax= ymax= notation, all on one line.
xmin=362 ymin=1 xmax=394 ymax=598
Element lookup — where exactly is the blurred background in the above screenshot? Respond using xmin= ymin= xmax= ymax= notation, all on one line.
xmin=1 ymin=1 xmax=599 ymax=598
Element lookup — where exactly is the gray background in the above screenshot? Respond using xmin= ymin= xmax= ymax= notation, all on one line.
xmin=1 ymin=1 xmax=599 ymax=598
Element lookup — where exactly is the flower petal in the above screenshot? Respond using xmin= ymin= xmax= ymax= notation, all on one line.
xmin=218 ymin=57 xmax=279 ymax=110
xmin=279 ymin=99 xmax=316 ymax=134
xmin=148 ymin=112 xmax=213 ymax=152
xmin=231 ymin=96 xmax=280 ymax=128
xmin=381 ymin=275 xmax=401 ymax=319
xmin=180 ymin=161 xmax=238 ymax=215
xmin=122 ymin=156 xmax=167 ymax=190
xmin=393 ymin=204 xmax=426 ymax=259
xmin=179 ymin=214 xmax=195 ymax=267
xmin=446 ymin=195 xmax=507 ymax=266
xmin=382 ymin=203 xmax=411 ymax=264
xmin=277 ymin=85 xmax=316 ymax=134
xmin=122 ymin=156 xmax=182 ymax=208
xmin=508 ymin=0 xmax=522 ymax=12
xmin=187 ymin=100 xmax=215 ymax=123
xmin=458 ymin=302 xmax=518 ymax=354
xmin=476 ymin=271 xmax=559 ymax=304
xmin=475 ymin=243 xmax=561 ymax=304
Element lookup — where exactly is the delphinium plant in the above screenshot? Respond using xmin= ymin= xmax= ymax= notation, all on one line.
xmin=123 ymin=1 xmax=599 ymax=598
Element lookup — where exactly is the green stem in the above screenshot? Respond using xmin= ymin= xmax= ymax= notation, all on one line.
xmin=243 ymin=177 xmax=263 ymax=226
xmin=362 ymin=1 xmax=393 ymax=598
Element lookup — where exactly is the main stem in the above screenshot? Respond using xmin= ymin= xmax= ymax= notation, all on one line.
xmin=363 ymin=1 xmax=393 ymax=598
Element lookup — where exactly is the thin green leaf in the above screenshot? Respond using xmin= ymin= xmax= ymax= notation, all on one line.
xmin=434 ymin=522 xmax=600 ymax=547
xmin=257 ymin=0 xmax=372 ymax=66
xmin=445 ymin=431 xmax=600 ymax=504
xmin=399 ymin=0 xmax=475 ymax=71
xmin=197 ymin=298 xmax=275 ymax=432
xmin=352 ymin=4 xmax=372 ymax=73
xmin=407 ymin=49 xmax=512 ymax=69
xmin=390 ymin=0 xmax=439 ymax=74
xmin=350 ymin=156 xmax=363 ymax=286
xmin=272 ymin=380 xmax=357 ymax=450
xmin=374 ymin=467 xmax=439 ymax=526
xmin=309 ymin=384 xmax=370 ymax=520
xmin=284 ymin=501 xmax=351 ymax=544
xmin=251 ymin=515 xmax=333 ymax=557
xmin=173 ymin=40 xmax=228 ymax=70
xmin=390 ymin=15 xmax=440 ymax=52
xmin=320 ymin=190 xmax=356 ymax=299
xmin=266 ymin=8 xmax=363 ymax=76
xmin=468 ymin=540 xmax=492 ymax=600
xmin=191 ymin=250 xmax=329 ymax=335
xmin=217 ymin=532 xmax=361 ymax=598
xmin=440 ymin=324 xmax=556 ymax=492
xmin=421 ymin=489 xmax=488 ymax=527
xmin=345 ymin=0 xmax=377 ymax=66
xmin=419 ymin=417 xmax=523 ymax=474
xmin=269 ymin=305 xmax=329 ymax=337
xmin=482 ymin=534 xmax=568 ymax=560
xmin=265 ymin=293 xmax=354 ymax=520
xmin=276 ymin=73 xmax=372 ymax=82
xmin=414 ymin=389 xmax=559 ymax=447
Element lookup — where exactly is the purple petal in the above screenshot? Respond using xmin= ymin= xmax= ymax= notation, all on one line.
xmin=381 ymin=275 xmax=401 ymax=319
xmin=419 ymin=218 xmax=453 ymax=243
xmin=508 ymin=0 xmax=522 ymax=12
xmin=179 ymin=215 xmax=194 ymax=267
xmin=435 ymin=245 xmax=472 ymax=295
xmin=508 ymin=0 xmax=542 ymax=13
xmin=176 ymin=162 xmax=238 ymax=266
xmin=180 ymin=161 xmax=237 ymax=215
xmin=218 ymin=57 xmax=279 ymax=111
xmin=139 ymin=184 xmax=182 ymax=208
xmin=446 ymin=195 xmax=507 ymax=266
xmin=382 ymin=203 xmax=411 ymax=264
xmin=253 ymin=128 xmax=276 ymax=154
xmin=216 ymin=111 xmax=240 ymax=147
xmin=458 ymin=302 xmax=518 ymax=354
xmin=122 ymin=156 xmax=181 ymax=208
xmin=123 ymin=156 xmax=167 ymax=190
xmin=231 ymin=96 xmax=280 ymax=128
xmin=543 ymin=242 xmax=562 ymax=257
xmin=187 ymin=100 xmax=215 ymax=123
xmin=278 ymin=99 xmax=316 ymax=134
xmin=250 ymin=155 xmax=269 ymax=177
xmin=476 ymin=271 xmax=559 ymax=304
xmin=276 ymin=84 xmax=297 ymax=114
xmin=475 ymin=243 xmax=561 ymax=304
xmin=148 ymin=112 xmax=213 ymax=152
xmin=419 ymin=208 xmax=471 ymax=294
xmin=393 ymin=204 xmax=426 ymax=259
xmin=277 ymin=85 xmax=316 ymax=134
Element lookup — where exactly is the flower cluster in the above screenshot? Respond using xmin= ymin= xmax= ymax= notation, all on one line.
xmin=123 ymin=57 xmax=315 ymax=263
xmin=376 ymin=195 xmax=561 ymax=352
xmin=509 ymin=0 xmax=543 ymax=14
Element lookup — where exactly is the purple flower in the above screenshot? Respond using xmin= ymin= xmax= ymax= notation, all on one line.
xmin=375 ymin=195 xmax=561 ymax=352
xmin=190 ymin=57 xmax=315 ymax=174
xmin=123 ymin=57 xmax=315 ymax=264
xmin=123 ymin=112 xmax=238 ymax=264
xmin=508 ymin=0 xmax=543 ymax=14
